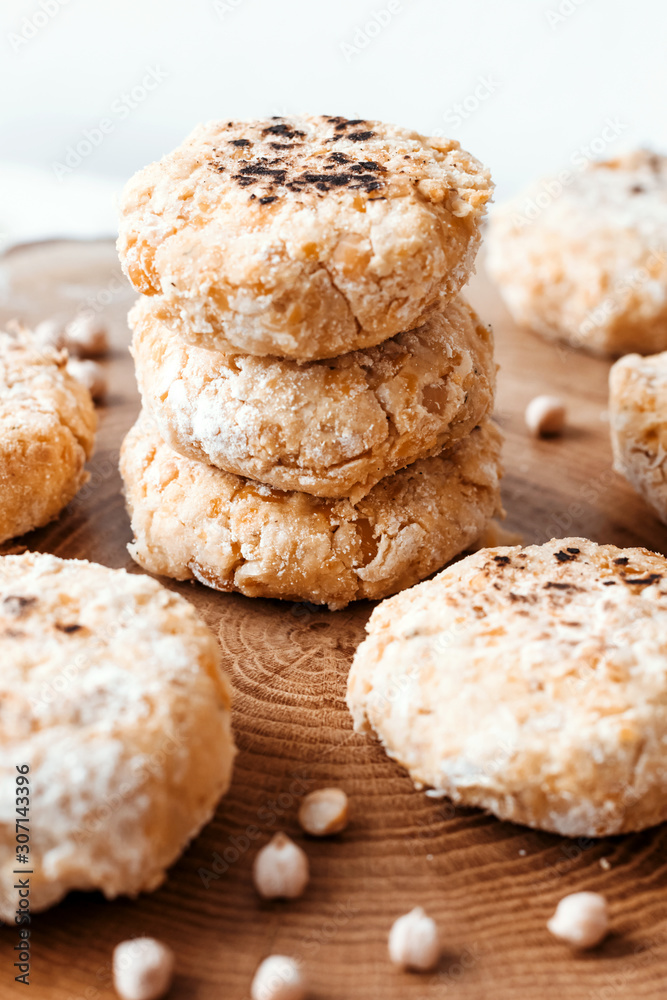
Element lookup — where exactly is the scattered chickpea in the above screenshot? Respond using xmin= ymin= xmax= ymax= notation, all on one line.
xmin=250 ymin=955 xmax=307 ymax=1000
xmin=388 ymin=907 xmax=441 ymax=971
xmin=253 ymin=832 xmax=309 ymax=900
xmin=66 ymin=358 xmax=107 ymax=402
xmin=525 ymin=395 xmax=566 ymax=437
xmin=64 ymin=314 xmax=109 ymax=358
xmin=112 ymin=937 xmax=174 ymax=1000
xmin=33 ymin=314 xmax=109 ymax=358
xmin=33 ymin=317 xmax=67 ymax=352
xmin=298 ymin=788 xmax=349 ymax=837
xmin=547 ymin=892 xmax=609 ymax=949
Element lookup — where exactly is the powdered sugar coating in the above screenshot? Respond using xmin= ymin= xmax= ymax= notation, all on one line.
xmin=487 ymin=151 xmax=667 ymax=356
xmin=131 ymin=294 xmax=495 ymax=500
xmin=348 ymin=537 xmax=667 ymax=836
xmin=0 ymin=328 xmax=96 ymax=542
xmin=120 ymin=412 xmax=503 ymax=610
xmin=610 ymin=350 xmax=667 ymax=521
xmin=0 ymin=552 xmax=235 ymax=919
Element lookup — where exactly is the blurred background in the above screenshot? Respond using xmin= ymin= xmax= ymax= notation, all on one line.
xmin=0 ymin=0 xmax=665 ymax=247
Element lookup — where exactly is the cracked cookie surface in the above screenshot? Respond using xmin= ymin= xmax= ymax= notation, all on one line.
xmin=131 ymin=294 xmax=495 ymax=500
xmin=0 ymin=328 xmax=96 ymax=543
xmin=347 ymin=536 xmax=667 ymax=836
xmin=118 ymin=115 xmax=492 ymax=359
xmin=0 ymin=551 xmax=235 ymax=919
xmin=120 ymin=412 xmax=503 ymax=610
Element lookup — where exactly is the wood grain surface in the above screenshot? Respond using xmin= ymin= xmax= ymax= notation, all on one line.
xmin=1 ymin=240 xmax=667 ymax=1000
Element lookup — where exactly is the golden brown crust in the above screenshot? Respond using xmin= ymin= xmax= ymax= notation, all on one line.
xmin=0 ymin=552 xmax=235 ymax=919
xmin=131 ymin=294 xmax=495 ymax=500
xmin=0 ymin=329 xmax=97 ymax=543
xmin=348 ymin=536 xmax=667 ymax=836
xmin=120 ymin=412 xmax=503 ymax=610
xmin=117 ymin=116 xmax=493 ymax=359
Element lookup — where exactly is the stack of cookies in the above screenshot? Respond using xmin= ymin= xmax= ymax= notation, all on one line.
xmin=117 ymin=115 xmax=501 ymax=609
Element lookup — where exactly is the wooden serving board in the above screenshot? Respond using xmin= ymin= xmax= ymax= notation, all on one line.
xmin=1 ymin=240 xmax=667 ymax=1000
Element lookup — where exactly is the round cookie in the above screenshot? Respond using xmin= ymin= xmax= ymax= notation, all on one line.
xmin=117 ymin=115 xmax=493 ymax=360
xmin=120 ymin=412 xmax=503 ymax=610
xmin=0 ymin=327 xmax=96 ymax=543
xmin=131 ymin=294 xmax=495 ymax=501
xmin=610 ymin=350 xmax=667 ymax=522
xmin=347 ymin=537 xmax=667 ymax=837
xmin=486 ymin=150 xmax=667 ymax=356
xmin=0 ymin=552 xmax=235 ymax=919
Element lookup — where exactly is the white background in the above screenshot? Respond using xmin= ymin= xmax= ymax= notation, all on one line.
xmin=0 ymin=0 xmax=665 ymax=242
